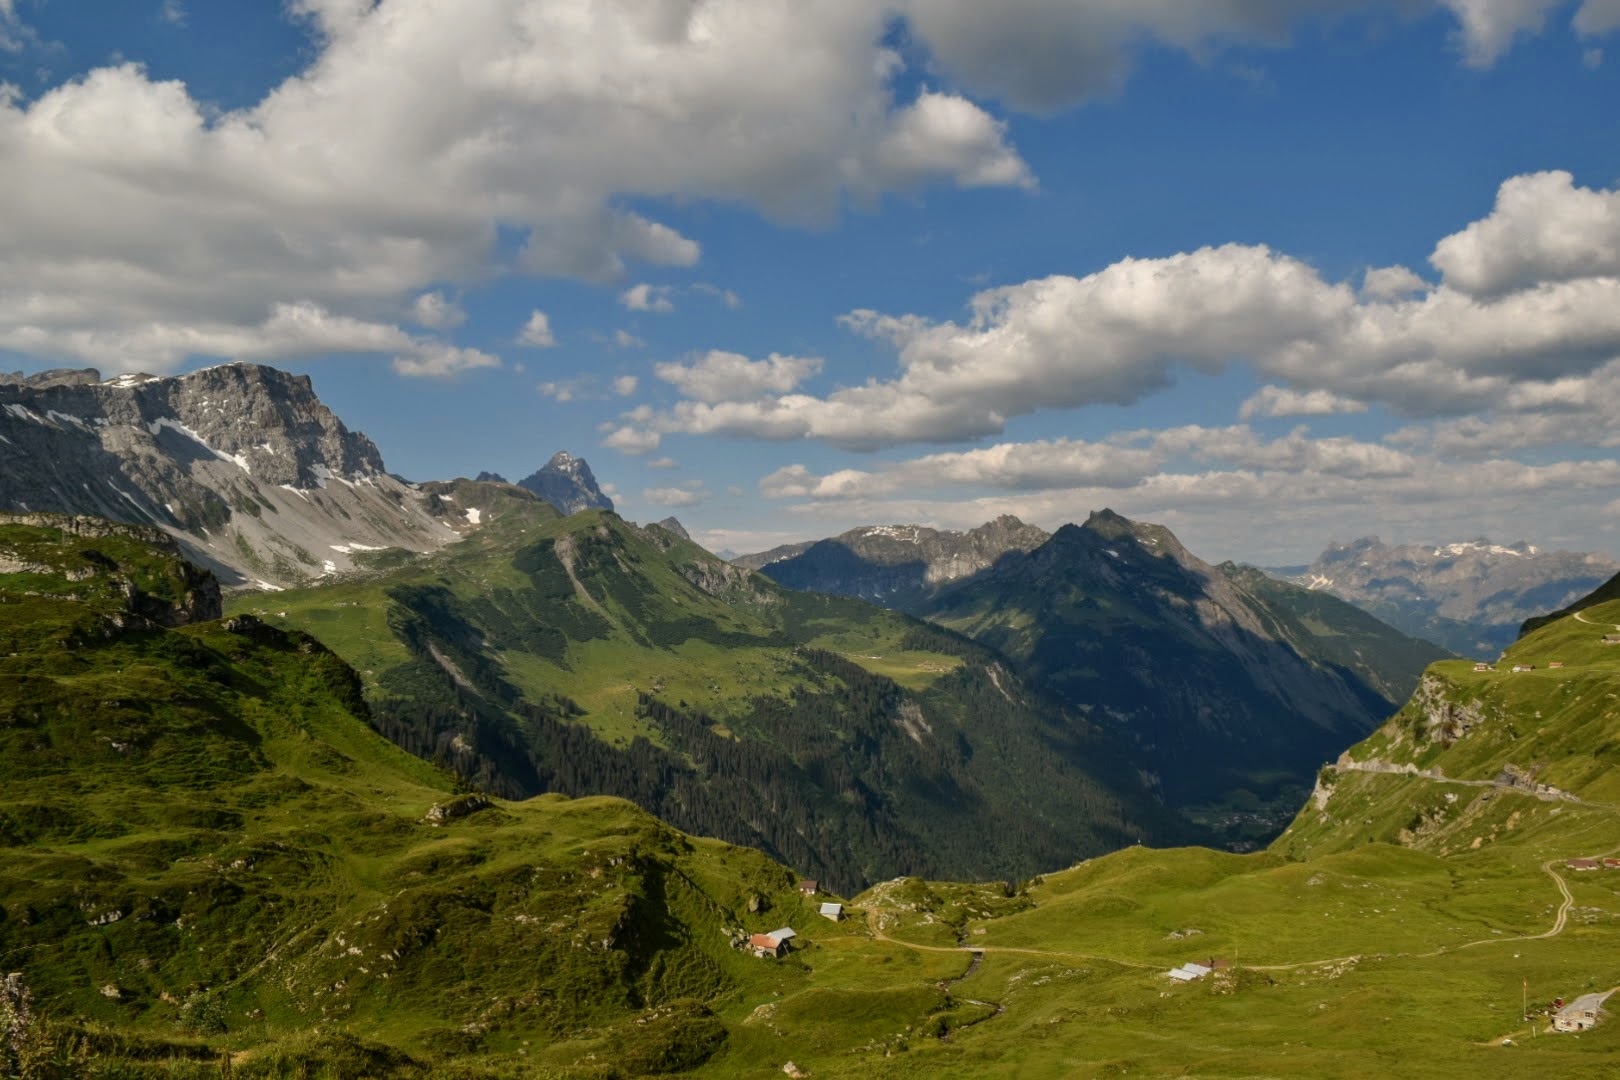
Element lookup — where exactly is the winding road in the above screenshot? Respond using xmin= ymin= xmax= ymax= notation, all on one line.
xmin=1573 ymin=609 xmax=1620 ymax=631
xmin=1539 ymin=858 xmax=1576 ymax=940
xmin=865 ymin=853 xmax=1593 ymax=976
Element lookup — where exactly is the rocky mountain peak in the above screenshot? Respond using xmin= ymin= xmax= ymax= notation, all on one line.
xmin=654 ymin=517 xmax=692 ymax=541
xmin=516 ymin=451 xmax=614 ymax=515
xmin=0 ymin=362 xmax=456 ymax=589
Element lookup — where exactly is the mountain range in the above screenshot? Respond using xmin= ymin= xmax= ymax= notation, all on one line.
xmin=741 ymin=510 xmax=1451 ymax=838
xmin=1273 ymin=536 xmax=1619 ymax=658
xmin=234 ymin=489 xmax=1192 ymax=893
xmin=6 ymin=495 xmax=1620 ymax=1076
xmin=0 ymin=364 xmax=612 ymax=591
xmin=0 ymin=361 xmax=1446 ymax=857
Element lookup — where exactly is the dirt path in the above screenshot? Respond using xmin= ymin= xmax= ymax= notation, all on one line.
xmin=1573 ymin=609 xmax=1620 ymax=631
xmin=1538 ymin=859 xmax=1575 ymax=940
xmin=864 ymin=911 xmax=1158 ymax=971
xmin=866 ymin=853 xmax=1592 ymax=976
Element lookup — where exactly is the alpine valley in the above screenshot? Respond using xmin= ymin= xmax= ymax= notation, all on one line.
xmin=742 ymin=513 xmax=1453 ymax=839
xmin=4 ymin=365 xmax=1620 ymax=1078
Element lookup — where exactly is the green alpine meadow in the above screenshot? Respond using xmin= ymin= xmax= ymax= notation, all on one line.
xmin=4 ymin=509 xmax=1620 ymax=1078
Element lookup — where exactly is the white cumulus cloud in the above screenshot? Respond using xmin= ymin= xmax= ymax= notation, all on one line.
xmin=0 ymin=1 xmax=1032 ymax=375
xmin=1576 ymin=0 xmax=1620 ymax=34
xmin=608 ymin=176 xmax=1620 ymax=452
xmin=654 ymin=351 xmax=824 ymax=404
xmin=1429 ymin=171 xmax=1620 ymax=296
xmin=1361 ymin=265 xmax=1430 ymax=300
xmin=518 ymin=310 xmax=557 ymax=348
xmin=411 ymin=291 xmax=466 ymax=329
xmin=392 ymin=343 xmax=501 ymax=378
xmin=643 ymin=485 xmax=706 ymax=508
xmin=620 ymin=284 xmax=677 ymax=313
xmin=1240 ymin=386 xmax=1371 ymax=420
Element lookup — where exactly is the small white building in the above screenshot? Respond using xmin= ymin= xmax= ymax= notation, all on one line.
xmin=1167 ymin=963 xmax=1212 ymax=982
xmin=1554 ymin=990 xmax=1613 ymax=1032
xmin=819 ymin=902 xmax=843 ymax=922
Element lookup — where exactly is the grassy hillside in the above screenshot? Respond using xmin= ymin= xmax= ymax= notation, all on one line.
xmin=232 ymin=493 xmax=1192 ymax=892
xmin=836 ymin=595 xmax=1620 ymax=1077
xmin=8 ymin=518 xmax=1620 ymax=1077
xmin=0 ymin=517 xmax=852 ymax=1075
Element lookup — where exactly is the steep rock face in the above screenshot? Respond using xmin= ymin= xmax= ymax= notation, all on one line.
xmin=917 ymin=510 xmax=1431 ymax=824
xmin=0 ymin=364 xmax=457 ymax=588
xmin=516 ymin=451 xmax=614 ymax=515
xmin=1283 ymin=537 xmax=1618 ymax=657
xmin=737 ymin=515 xmax=1050 ymax=611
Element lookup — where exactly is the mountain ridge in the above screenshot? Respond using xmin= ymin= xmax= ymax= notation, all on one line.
xmin=0 ymin=363 xmax=459 ymax=589
xmin=1276 ymin=534 xmax=1618 ymax=657
xmin=917 ymin=510 xmax=1442 ymax=819
xmin=735 ymin=508 xmax=1450 ymax=845
xmin=240 ymin=495 xmax=1196 ymax=893
xmin=736 ymin=515 xmax=1051 ymax=611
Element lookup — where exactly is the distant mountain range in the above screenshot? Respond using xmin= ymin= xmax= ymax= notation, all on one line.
xmin=11 ymin=367 xmax=1620 ymax=1074
xmin=1271 ymin=536 xmax=1619 ymax=658
xmin=742 ymin=510 xmax=1451 ymax=839
xmin=734 ymin=515 xmax=1052 ymax=611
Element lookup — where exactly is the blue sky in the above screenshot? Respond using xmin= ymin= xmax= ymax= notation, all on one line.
xmin=3 ymin=0 xmax=1620 ymax=561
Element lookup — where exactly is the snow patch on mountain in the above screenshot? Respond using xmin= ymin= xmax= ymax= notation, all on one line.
xmin=149 ymin=416 xmax=253 ymax=473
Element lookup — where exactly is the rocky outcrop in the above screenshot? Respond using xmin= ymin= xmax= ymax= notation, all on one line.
xmin=516 ymin=451 xmax=614 ymax=515
xmin=0 ymin=364 xmax=458 ymax=589
xmin=0 ymin=512 xmax=222 ymax=626
xmin=1409 ymin=673 xmax=1492 ymax=744
xmin=423 ymin=793 xmax=493 ymax=824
